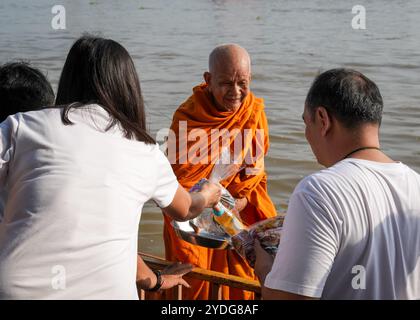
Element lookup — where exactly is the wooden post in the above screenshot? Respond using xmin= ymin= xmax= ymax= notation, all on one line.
xmin=139 ymin=289 xmax=145 ymax=300
xmin=138 ymin=252 xmax=261 ymax=300
xmin=175 ymin=284 xmax=183 ymax=300
xmin=210 ymin=283 xmax=223 ymax=300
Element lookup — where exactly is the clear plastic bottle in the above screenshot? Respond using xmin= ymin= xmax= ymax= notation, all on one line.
xmin=189 ymin=177 xmax=247 ymax=236
xmin=212 ymin=204 xmax=247 ymax=236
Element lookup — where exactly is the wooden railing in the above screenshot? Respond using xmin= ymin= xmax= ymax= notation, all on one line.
xmin=138 ymin=252 xmax=261 ymax=300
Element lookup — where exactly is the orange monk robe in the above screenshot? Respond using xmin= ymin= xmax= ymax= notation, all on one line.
xmin=163 ymin=83 xmax=277 ymax=300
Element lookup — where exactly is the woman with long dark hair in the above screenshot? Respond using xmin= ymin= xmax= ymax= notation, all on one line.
xmin=0 ymin=35 xmax=220 ymax=299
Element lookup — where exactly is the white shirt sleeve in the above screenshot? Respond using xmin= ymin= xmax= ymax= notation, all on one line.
xmin=0 ymin=115 xmax=20 ymax=222
xmin=151 ymin=146 xmax=179 ymax=208
xmin=264 ymin=186 xmax=341 ymax=298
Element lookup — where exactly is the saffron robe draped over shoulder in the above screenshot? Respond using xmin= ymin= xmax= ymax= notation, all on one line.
xmin=163 ymin=83 xmax=277 ymax=300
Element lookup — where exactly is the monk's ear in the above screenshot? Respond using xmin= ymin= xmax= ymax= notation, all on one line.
xmin=203 ymin=72 xmax=211 ymax=86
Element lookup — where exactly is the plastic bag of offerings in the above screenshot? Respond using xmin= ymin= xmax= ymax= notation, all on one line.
xmin=231 ymin=215 xmax=284 ymax=267
xmin=189 ymin=148 xmax=247 ymax=237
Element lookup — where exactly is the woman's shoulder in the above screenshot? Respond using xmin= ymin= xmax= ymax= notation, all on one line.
xmin=7 ymin=107 xmax=61 ymax=129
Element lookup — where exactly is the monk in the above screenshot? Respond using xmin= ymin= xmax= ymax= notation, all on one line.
xmin=163 ymin=44 xmax=277 ymax=300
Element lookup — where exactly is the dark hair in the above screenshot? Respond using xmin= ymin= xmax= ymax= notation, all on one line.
xmin=305 ymin=68 xmax=383 ymax=128
xmin=0 ymin=62 xmax=55 ymax=122
xmin=55 ymin=35 xmax=155 ymax=144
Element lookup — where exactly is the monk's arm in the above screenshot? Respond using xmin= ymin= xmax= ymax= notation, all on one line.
xmin=234 ymin=197 xmax=248 ymax=212
xmin=162 ymin=183 xmax=221 ymax=221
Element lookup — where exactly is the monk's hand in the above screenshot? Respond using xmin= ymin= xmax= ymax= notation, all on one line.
xmin=159 ymin=262 xmax=193 ymax=290
xmin=199 ymin=181 xmax=222 ymax=208
xmin=254 ymin=239 xmax=274 ymax=285
xmin=234 ymin=197 xmax=248 ymax=212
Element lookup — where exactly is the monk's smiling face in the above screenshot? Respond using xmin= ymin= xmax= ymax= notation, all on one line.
xmin=204 ymin=44 xmax=251 ymax=112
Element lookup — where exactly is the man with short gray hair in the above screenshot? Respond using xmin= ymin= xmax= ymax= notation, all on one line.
xmin=255 ymin=68 xmax=420 ymax=299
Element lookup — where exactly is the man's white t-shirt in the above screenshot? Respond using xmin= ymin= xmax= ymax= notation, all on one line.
xmin=265 ymin=158 xmax=420 ymax=299
xmin=0 ymin=105 xmax=178 ymax=299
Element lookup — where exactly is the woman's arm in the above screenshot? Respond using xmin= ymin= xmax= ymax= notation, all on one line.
xmin=136 ymin=255 xmax=192 ymax=291
xmin=162 ymin=182 xmax=221 ymax=221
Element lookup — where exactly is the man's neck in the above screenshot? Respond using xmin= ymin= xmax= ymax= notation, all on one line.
xmin=327 ymin=127 xmax=394 ymax=165
xmin=343 ymin=147 xmax=394 ymax=163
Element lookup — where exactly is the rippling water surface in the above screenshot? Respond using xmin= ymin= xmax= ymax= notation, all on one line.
xmin=1 ymin=0 xmax=419 ymax=256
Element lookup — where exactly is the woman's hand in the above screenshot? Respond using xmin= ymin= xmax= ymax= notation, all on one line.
xmin=199 ymin=181 xmax=222 ymax=208
xmin=162 ymin=182 xmax=221 ymax=222
xmin=160 ymin=262 xmax=193 ymax=290
xmin=137 ymin=255 xmax=192 ymax=291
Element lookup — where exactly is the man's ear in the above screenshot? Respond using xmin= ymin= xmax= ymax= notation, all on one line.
xmin=316 ymin=107 xmax=332 ymax=137
xmin=203 ymin=72 xmax=211 ymax=87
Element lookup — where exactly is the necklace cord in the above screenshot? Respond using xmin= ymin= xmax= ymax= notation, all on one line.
xmin=343 ymin=146 xmax=381 ymax=160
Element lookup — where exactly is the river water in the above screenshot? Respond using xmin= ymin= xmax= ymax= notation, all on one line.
xmin=1 ymin=0 xmax=419 ymax=256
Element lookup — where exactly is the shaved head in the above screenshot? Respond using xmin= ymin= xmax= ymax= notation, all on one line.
xmin=208 ymin=44 xmax=251 ymax=74
xmin=204 ymin=44 xmax=252 ymax=111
